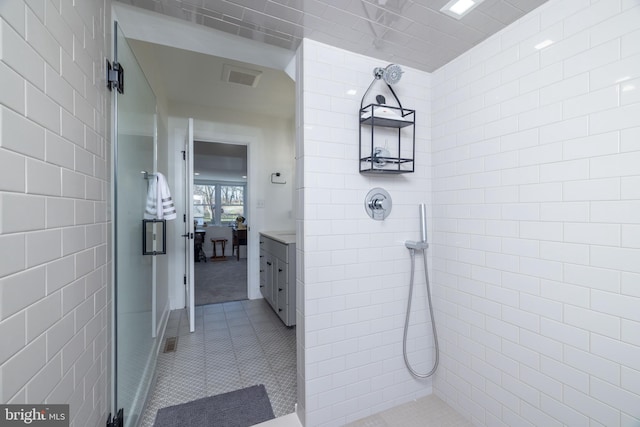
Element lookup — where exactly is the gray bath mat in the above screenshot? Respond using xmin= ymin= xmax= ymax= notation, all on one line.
xmin=153 ymin=384 xmax=275 ymax=427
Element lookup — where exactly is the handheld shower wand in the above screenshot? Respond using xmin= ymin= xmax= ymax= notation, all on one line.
xmin=405 ymin=203 xmax=428 ymax=250
xmin=419 ymin=203 xmax=427 ymax=243
xmin=403 ymin=203 xmax=439 ymax=378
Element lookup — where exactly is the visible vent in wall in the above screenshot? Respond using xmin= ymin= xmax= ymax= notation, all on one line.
xmin=222 ymin=64 xmax=262 ymax=88
xmin=163 ymin=337 xmax=177 ymax=353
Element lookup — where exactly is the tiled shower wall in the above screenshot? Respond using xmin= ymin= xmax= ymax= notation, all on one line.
xmin=0 ymin=2 xmax=111 ymax=426
xmin=431 ymin=0 xmax=640 ymax=425
xmin=298 ymin=39 xmax=433 ymax=427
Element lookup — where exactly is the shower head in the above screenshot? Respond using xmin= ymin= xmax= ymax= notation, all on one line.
xmin=384 ymin=64 xmax=403 ymax=85
xmin=362 ymin=63 xmax=405 ymax=113
xmin=373 ymin=64 xmax=404 ymax=85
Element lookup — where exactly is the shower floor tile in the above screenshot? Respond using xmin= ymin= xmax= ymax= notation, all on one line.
xmin=252 ymin=394 xmax=471 ymax=427
xmin=345 ymin=394 xmax=473 ymax=427
xmin=139 ymin=299 xmax=297 ymax=427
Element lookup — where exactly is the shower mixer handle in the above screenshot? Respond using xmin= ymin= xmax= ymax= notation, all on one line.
xmin=369 ymin=198 xmax=384 ymax=210
xmin=364 ymin=188 xmax=392 ymax=221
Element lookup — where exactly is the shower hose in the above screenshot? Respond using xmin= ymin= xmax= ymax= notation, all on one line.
xmin=403 ymin=247 xmax=439 ymax=378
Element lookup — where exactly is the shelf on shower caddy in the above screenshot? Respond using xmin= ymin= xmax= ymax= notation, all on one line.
xmin=359 ymin=103 xmax=416 ymax=174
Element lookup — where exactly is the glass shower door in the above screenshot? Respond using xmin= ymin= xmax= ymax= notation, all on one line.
xmin=113 ymin=22 xmax=158 ymax=427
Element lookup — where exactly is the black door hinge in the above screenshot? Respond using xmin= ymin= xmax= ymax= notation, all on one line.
xmin=184 ymin=275 xmax=187 ymax=285
xmin=106 ymin=59 xmax=124 ymax=94
xmin=106 ymin=409 xmax=123 ymax=427
xmin=182 ymin=150 xmax=186 ymax=160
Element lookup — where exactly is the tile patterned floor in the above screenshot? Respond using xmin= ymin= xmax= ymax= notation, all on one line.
xmin=139 ymin=299 xmax=297 ymax=427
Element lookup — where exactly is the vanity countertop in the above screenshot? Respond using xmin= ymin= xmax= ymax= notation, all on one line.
xmin=260 ymin=230 xmax=296 ymax=245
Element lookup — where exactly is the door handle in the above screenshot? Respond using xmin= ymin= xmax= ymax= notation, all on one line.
xmin=181 ymin=233 xmax=193 ymax=239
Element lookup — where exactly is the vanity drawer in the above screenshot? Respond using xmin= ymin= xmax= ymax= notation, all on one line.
xmin=261 ymin=236 xmax=288 ymax=261
xmin=259 ymin=232 xmax=296 ymax=326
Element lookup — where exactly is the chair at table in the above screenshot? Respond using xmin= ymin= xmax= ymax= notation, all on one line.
xmin=232 ymin=229 xmax=247 ymax=261
xmin=194 ymin=230 xmax=207 ymax=262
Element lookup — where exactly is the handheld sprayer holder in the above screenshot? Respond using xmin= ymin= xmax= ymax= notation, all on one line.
xmin=405 ymin=240 xmax=429 ymax=250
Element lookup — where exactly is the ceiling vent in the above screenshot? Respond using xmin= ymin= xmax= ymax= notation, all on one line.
xmin=222 ymin=64 xmax=262 ymax=88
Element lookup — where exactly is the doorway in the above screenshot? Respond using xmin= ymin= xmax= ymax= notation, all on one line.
xmin=193 ymin=142 xmax=248 ymax=306
xmin=114 ymin=12 xmax=298 ymax=422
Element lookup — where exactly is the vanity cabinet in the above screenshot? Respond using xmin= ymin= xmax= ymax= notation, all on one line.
xmin=259 ymin=233 xmax=296 ymax=326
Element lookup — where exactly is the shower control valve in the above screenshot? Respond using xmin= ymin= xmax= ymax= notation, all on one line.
xmin=364 ymin=187 xmax=392 ymax=221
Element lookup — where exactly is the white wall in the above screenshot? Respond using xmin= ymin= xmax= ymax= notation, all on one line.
xmin=0 ymin=1 xmax=111 ymax=425
xmin=431 ymin=0 xmax=640 ymax=425
xmin=298 ymin=39 xmax=432 ymax=426
xmin=166 ymin=104 xmax=295 ymax=309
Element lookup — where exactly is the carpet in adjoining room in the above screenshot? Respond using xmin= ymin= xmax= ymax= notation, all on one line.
xmin=194 ymin=258 xmax=247 ymax=305
xmin=152 ymin=384 xmax=275 ymax=427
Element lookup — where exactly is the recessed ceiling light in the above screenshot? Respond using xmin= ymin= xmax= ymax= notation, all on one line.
xmin=534 ymin=39 xmax=554 ymax=50
xmin=440 ymin=0 xmax=484 ymax=19
xmin=194 ymin=172 xmax=200 ymax=176
xmin=242 ymin=175 xmax=247 ymax=179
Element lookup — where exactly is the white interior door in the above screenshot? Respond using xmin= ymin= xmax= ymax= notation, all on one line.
xmin=184 ymin=118 xmax=195 ymax=332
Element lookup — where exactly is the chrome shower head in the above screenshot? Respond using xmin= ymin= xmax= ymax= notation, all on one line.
xmin=373 ymin=64 xmax=404 ymax=85
xmin=383 ymin=64 xmax=403 ymax=85
xmin=363 ymin=63 xmax=405 ymax=114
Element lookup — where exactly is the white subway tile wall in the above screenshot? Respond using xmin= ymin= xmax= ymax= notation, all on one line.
xmin=431 ymin=0 xmax=640 ymax=425
xmin=0 ymin=2 xmax=110 ymax=426
xmin=299 ymin=39 xmax=433 ymax=426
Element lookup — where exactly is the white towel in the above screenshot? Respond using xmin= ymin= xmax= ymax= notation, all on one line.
xmin=144 ymin=172 xmax=176 ymax=220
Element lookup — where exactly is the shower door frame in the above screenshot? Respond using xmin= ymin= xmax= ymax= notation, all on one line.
xmin=111 ymin=20 xmax=161 ymax=426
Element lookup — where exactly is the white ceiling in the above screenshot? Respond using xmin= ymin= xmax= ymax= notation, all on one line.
xmin=129 ymin=39 xmax=295 ymax=119
xmin=115 ymin=0 xmax=549 ymax=73
xmin=117 ymin=0 xmax=550 ymax=173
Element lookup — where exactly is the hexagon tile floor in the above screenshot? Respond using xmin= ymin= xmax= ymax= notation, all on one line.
xmin=139 ymin=299 xmax=297 ymax=427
